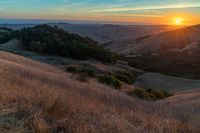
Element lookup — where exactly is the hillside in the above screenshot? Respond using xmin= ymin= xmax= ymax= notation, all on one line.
xmin=0 ymin=25 xmax=117 ymax=63
xmin=106 ymin=24 xmax=200 ymax=54
xmin=0 ymin=23 xmax=200 ymax=133
xmin=0 ymin=51 xmax=200 ymax=132
xmin=114 ymin=24 xmax=200 ymax=79
xmin=126 ymin=45 xmax=200 ymax=79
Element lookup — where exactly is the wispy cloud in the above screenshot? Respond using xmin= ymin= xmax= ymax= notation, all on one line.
xmin=93 ymin=3 xmax=200 ymax=12
xmin=0 ymin=0 xmax=199 ymax=24
xmin=104 ymin=14 xmax=164 ymax=18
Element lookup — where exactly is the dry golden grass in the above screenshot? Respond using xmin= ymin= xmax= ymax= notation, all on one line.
xmin=0 ymin=51 xmax=200 ymax=133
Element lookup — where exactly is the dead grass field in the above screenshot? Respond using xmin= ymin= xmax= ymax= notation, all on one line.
xmin=0 ymin=51 xmax=200 ymax=133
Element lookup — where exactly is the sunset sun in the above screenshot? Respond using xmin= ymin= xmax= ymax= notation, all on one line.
xmin=174 ymin=18 xmax=184 ymax=26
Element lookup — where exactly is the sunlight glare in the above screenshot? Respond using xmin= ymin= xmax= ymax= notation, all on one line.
xmin=174 ymin=18 xmax=184 ymax=26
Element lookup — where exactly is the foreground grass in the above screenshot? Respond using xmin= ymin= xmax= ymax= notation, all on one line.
xmin=0 ymin=51 xmax=200 ymax=133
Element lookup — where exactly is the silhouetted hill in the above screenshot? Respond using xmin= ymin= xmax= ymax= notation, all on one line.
xmin=0 ymin=24 xmax=117 ymax=62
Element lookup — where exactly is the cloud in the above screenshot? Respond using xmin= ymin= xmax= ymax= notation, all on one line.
xmin=105 ymin=14 xmax=164 ymax=18
xmin=93 ymin=3 xmax=200 ymax=12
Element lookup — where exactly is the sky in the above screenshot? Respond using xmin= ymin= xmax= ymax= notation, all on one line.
xmin=0 ymin=0 xmax=200 ymax=25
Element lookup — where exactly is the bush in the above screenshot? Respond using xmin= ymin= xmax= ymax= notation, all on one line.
xmin=113 ymin=71 xmax=140 ymax=84
xmin=66 ymin=66 xmax=96 ymax=78
xmin=127 ymin=88 xmax=174 ymax=101
xmin=98 ymin=75 xmax=121 ymax=89
xmin=81 ymin=68 xmax=96 ymax=77
xmin=115 ymin=74 xmax=131 ymax=84
xmin=66 ymin=66 xmax=80 ymax=73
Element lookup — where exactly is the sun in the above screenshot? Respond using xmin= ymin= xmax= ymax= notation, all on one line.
xmin=174 ymin=18 xmax=184 ymax=26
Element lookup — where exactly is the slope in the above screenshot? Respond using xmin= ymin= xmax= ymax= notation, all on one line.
xmin=108 ymin=24 xmax=200 ymax=54
xmin=0 ymin=51 xmax=200 ymax=132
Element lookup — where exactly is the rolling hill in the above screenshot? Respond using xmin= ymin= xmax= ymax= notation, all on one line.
xmin=106 ymin=24 xmax=200 ymax=54
xmin=1 ymin=23 xmax=200 ymax=133
xmin=0 ymin=24 xmax=117 ymax=63
xmin=0 ymin=51 xmax=200 ymax=132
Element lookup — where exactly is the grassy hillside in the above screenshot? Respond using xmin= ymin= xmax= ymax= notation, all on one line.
xmin=0 ymin=51 xmax=200 ymax=133
xmin=107 ymin=24 xmax=200 ymax=55
xmin=127 ymin=51 xmax=200 ymax=79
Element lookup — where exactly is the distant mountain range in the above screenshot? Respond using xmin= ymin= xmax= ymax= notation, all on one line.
xmin=0 ymin=23 xmax=174 ymax=44
xmin=1 ymin=22 xmax=197 ymax=56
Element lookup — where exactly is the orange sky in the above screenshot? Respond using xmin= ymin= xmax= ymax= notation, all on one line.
xmin=0 ymin=0 xmax=200 ymax=25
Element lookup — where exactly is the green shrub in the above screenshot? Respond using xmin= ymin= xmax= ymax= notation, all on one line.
xmin=153 ymin=90 xmax=165 ymax=99
xmin=98 ymin=75 xmax=122 ymax=89
xmin=81 ymin=68 xmax=96 ymax=77
xmin=66 ymin=66 xmax=96 ymax=78
xmin=161 ymin=90 xmax=174 ymax=97
xmin=128 ymin=88 xmax=174 ymax=101
xmin=113 ymin=71 xmax=139 ymax=84
xmin=66 ymin=66 xmax=80 ymax=73
xmin=115 ymin=74 xmax=132 ymax=84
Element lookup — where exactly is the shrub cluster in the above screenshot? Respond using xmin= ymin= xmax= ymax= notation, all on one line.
xmin=66 ymin=66 xmax=81 ymax=73
xmin=66 ymin=66 xmax=138 ymax=87
xmin=97 ymin=75 xmax=122 ymax=89
xmin=66 ymin=66 xmax=96 ymax=77
xmin=113 ymin=71 xmax=139 ymax=84
xmin=128 ymin=88 xmax=174 ymax=101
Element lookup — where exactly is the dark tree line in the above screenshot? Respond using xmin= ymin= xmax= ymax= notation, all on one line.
xmin=17 ymin=25 xmax=117 ymax=63
xmin=0 ymin=27 xmax=17 ymax=44
xmin=0 ymin=24 xmax=118 ymax=63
